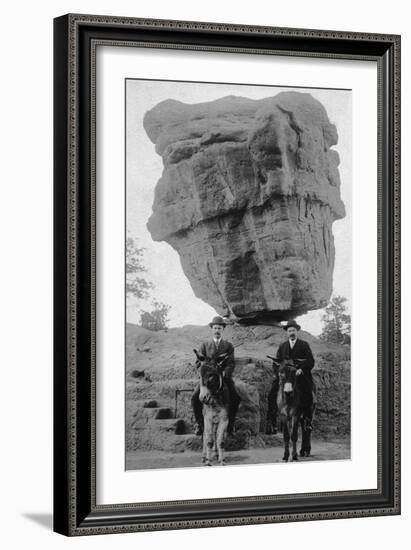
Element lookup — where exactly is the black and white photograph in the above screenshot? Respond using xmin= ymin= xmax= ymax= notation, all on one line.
xmin=0 ymin=0 xmax=405 ymax=544
xmin=125 ymin=79 xmax=352 ymax=470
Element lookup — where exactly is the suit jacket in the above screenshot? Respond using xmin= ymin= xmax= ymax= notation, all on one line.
xmin=276 ymin=338 xmax=315 ymax=380
xmin=199 ymin=339 xmax=235 ymax=377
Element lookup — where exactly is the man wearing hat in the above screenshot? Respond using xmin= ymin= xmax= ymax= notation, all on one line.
xmin=266 ymin=320 xmax=315 ymax=434
xmin=191 ymin=316 xmax=241 ymax=436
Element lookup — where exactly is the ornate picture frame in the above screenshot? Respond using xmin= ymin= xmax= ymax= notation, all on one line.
xmin=53 ymin=14 xmax=400 ymax=536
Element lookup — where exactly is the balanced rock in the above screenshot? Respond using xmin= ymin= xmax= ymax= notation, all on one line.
xmin=143 ymin=92 xmax=345 ymax=322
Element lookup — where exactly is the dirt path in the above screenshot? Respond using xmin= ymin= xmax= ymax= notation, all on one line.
xmin=126 ymin=439 xmax=350 ymax=470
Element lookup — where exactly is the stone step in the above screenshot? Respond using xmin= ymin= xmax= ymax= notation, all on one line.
xmin=142 ymin=399 xmax=158 ymax=408
xmin=133 ymin=406 xmax=175 ymax=421
xmin=129 ymin=398 xmax=160 ymax=409
xmin=154 ymin=407 xmax=173 ymax=419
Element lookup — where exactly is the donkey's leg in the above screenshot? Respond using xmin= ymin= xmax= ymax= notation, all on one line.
xmin=305 ymin=405 xmax=314 ymax=456
xmin=302 ymin=428 xmax=311 ymax=457
xmin=203 ymin=412 xmax=213 ymax=466
xmin=282 ymin=418 xmax=290 ymax=462
xmin=201 ymin=434 xmax=207 ymax=463
xmin=304 ymin=415 xmax=312 ymax=457
xmin=300 ymin=410 xmax=313 ymax=456
xmin=291 ymin=416 xmax=299 ymax=461
xmin=201 ymin=411 xmax=208 ymax=463
xmin=201 ymin=412 xmax=206 ymax=463
xmin=299 ymin=417 xmax=307 ymax=456
xmin=213 ymin=422 xmax=219 ymax=461
xmin=306 ymin=428 xmax=312 ymax=456
xmin=205 ymin=416 xmax=215 ymax=466
xmin=217 ymin=418 xmax=229 ymax=465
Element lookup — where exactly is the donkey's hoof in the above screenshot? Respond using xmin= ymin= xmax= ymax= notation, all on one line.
xmin=219 ymin=460 xmax=226 ymax=466
xmin=201 ymin=456 xmax=207 ymax=464
xmin=282 ymin=455 xmax=289 ymax=462
xmin=292 ymin=455 xmax=299 ymax=461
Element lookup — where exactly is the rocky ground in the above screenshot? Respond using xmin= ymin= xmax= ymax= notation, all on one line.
xmin=126 ymin=322 xmax=350 ymax=470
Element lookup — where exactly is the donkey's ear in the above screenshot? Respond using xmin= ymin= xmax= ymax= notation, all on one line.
xmin=267 ymin=355 xmax=280 ymax=367
xmin=193 ymin=349 xmax=205 ymax=361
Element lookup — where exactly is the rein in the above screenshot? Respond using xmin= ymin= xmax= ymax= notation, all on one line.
xmin=217 ymin=371 xmax=223 ymax=393
xmin=208 ymin=360 xmax=224 ymax=394
xmin=211 ymin=369 xmax=224 ymax=398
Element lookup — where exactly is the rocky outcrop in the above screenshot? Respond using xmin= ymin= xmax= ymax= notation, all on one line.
xmin=143 ymin=92 xmax=345 ymax=322
xmin=126 ymin=323 xmax=350 ymax=453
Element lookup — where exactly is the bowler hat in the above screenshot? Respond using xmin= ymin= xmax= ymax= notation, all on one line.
xmin=208 ymin=316 xmax=227 ymax=328
xmin=283 ymin=320 xmax=301 ymax=331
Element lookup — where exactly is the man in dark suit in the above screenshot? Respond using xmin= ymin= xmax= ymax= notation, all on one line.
xmin=266 ymin=320 xmax=315 ymax=434
xmin=192 ymin=316 xmax=241 ymax=436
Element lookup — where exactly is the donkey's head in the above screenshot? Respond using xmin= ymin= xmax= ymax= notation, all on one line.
xmin=267 ymin=358 xmax=305 ymax=394
xmin=278 ymin=360 xmax=298 ymax=394
xmin=193 ymin=349 xmax=228 ymax=396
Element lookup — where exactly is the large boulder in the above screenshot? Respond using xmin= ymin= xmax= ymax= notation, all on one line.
xmin=143 ymin=92 xmax=345 ymax=322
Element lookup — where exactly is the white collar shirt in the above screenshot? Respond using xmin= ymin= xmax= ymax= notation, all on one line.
xmin=213 ymin=338 xmax=222 ymax=348
xmin=289 ymin=338 xmax=297 ymax=349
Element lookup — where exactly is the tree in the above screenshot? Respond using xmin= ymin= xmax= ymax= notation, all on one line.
xmin=126 ymin=236 xmax=153 ymax=300
xmin=320 ymin=295 xmax=351 ymax=344
xmin=140 ymin=300 xmax=171 ymax=331
xmin=126 ymin=236 xmax=172 ymax=330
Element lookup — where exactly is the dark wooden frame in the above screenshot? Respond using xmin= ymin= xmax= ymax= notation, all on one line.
xmin=53 ymin=13 xmax=401 ymax=536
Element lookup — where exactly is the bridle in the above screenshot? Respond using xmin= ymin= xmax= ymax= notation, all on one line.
xmin=194 ymin=349 xmax=227 ymax=396
xmin=205 ymin=362 xmax=224 ymax=395
xmin=279 ymin=364 xmax=298 ymax=397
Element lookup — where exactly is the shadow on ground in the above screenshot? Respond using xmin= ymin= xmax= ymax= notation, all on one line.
xmin=23 ymin=513 xmax=53 ymax=531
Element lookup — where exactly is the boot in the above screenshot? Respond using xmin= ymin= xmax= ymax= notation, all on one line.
xmin=265 ymin=420 xmax=278 ymax=435
xmin=194 ymin=422 xmax=203 ymax=436
xmin=227 ymin=419 xmax=235 ymax=436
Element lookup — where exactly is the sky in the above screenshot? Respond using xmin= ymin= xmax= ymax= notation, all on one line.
xmin=126 ymin=79 xmax=351 ymax=335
